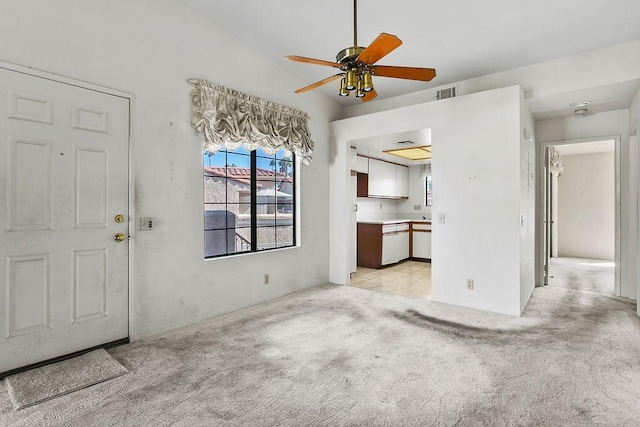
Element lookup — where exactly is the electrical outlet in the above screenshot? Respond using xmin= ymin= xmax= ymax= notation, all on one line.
xmin=466 ymin=279 xmax=474 ymax=290
xmin=438 ymin=213 xmax=446 ymax=224
xmin=264 ymin=274 xmax=270 ymax=285
xmin=379 ymin=203 xmax=383 ymax=210
xmin=414 ymin=205 xmax=421 ymax=211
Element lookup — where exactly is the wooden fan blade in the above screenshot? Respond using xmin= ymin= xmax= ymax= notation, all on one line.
xmin=361 ymin=88 xmax=378 ymax=102
xmin=295 ymin=74 xmax=344 ymax=93
xmin=356 ymin=33 xmax=403 ymax=65
xmin=285 ymin=55 xmax=342 ymax=68
xmin=373 ymin=65 xmax=436 ymax=82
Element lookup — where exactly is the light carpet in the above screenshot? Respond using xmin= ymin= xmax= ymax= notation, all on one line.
xmin=0 ymin=284 xmax=639 ymax=426
xmin=4 ymin=349 xmax=128 ymax=410
xmin=548 ymin=256 xmax=614 ymax=294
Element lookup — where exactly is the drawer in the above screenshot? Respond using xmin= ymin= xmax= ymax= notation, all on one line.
xmin=382 ymin=224 xmax=397 ymax=234
xmin=412 ymin=223 xmax=431 ymax=231
xmin=396 ymin=223 xmax=410 ymax=232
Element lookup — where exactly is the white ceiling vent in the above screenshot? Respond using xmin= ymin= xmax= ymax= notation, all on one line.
xmin=436 ymin=86 xmax=457 ymax=100
xmin=395 ymin=140 xmax=416 ymax=145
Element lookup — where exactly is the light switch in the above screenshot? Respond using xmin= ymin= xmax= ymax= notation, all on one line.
xmin=438 ymin=214 xmax=445 ymax=224
xmin=140 ymin=217 xmax=154 ymax=231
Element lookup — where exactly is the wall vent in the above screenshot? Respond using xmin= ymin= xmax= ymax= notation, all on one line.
xmin=436 ymin=86 xmax=457 ymax=100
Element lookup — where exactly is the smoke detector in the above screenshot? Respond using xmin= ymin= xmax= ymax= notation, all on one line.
xmin=570 ymin=101 xmax=591 ymax=108
xmin=574 ymin=108 xmax=588 ymax=117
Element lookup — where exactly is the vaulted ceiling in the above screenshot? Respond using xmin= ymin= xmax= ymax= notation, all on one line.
xmin=179 ymin=0 xmax=640 ymax=114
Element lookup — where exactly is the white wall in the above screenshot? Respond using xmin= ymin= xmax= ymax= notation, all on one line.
xmin=0 ymin=0 xmax=341 ymax=338
xmin=355 ymin=198 xmax=400 ymax=221
xmin=557 ymin=152 xmax=615 ymax=259
xmin=536 ymin=110 xmax=630 ymax=296
xmin=398 ymin=165 xmax=433 ymax=220
xmin=341 ymin=39 xmax=640 ymax=119
xmin=520 ymin=91 xmax=536 ymax=312
xmin=630 ymin=89 xmax=640 ymax=305
xmin=331 ymin=85 xmax=532 ymax=316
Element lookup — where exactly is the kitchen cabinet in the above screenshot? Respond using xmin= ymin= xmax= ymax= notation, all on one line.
xmin=395 ymin=165 xmax=409 ymax=198
xmin=368 ymin=158 xmax=396 ymax=197
xmin=358 ymin=222 xmax=410 ymax=268
xmin=366 ymin=158 xmax=408 ymax=199
xmin=382 ymin=223 xmax=409 ymax=265
xmin=410 ymin=222 xmax=431 ymax=260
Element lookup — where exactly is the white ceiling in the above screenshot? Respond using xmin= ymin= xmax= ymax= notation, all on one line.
xmin=351 ymin=129 xmax=431 ymax=166
xmin=179 ymin=0 xmax=640 ymax=107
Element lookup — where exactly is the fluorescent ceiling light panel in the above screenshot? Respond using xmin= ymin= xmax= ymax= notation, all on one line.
xmin=384 ymin=145 xmax=431 ymax=161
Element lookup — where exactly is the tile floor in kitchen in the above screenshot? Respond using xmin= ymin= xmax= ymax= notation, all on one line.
xmin=350 ymin=260 xmax=432 ymax=299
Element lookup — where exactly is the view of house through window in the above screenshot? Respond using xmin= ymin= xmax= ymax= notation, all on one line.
xmin=204 ymin=147 xmax=295 ymax=258
xmin=425 ymin=175 xmax=433 ymax=206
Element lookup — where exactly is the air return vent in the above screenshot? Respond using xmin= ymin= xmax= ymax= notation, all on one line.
xmin=436 ymin=86 xmax=457 ymax=100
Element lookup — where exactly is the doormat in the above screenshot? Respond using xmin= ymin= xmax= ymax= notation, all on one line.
xmin=4 ymin=349 xmax=128 ymax=410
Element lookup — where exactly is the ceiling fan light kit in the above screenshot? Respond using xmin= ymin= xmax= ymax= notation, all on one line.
xmin=285 ymin=0 xmax=436 ymax=102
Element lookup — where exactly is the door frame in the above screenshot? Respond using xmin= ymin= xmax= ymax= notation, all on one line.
xmin=0 ymin=60 xmax=138 ymax=340
xmin=536 ymin=135 xmax=621 ymax=295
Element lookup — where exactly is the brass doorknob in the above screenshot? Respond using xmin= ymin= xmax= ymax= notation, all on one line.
xmin=114 ymin=233 xmax=126 ymax=242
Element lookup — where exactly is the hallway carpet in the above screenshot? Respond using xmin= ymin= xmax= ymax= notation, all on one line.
xmin=1 ymin=284 xmax=639 ymax=426
xmin=548 ymin=257 xmax=615 ymax=294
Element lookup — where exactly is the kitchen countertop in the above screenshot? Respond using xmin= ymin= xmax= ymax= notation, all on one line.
xmin=357 ymin=219 xmax=431 ymax=224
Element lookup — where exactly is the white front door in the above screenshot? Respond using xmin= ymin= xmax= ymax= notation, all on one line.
xmin=0 ymin=68 xmax=129 ymax=373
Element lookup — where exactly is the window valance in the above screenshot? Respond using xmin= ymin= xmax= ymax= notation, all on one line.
xmin=189 ymin=79 xmax=314 ymax=164
xmin=549 ymin=147 xmax=564 ymax=177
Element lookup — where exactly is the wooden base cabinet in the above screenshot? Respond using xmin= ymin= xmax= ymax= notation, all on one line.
xmin=358 ymin=222 xmax=410 ymax=268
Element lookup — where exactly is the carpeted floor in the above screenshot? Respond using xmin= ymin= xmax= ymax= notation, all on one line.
xmin=1 ymin=283 xmax=639 ymax=426
xmin=548 ymin=257 xmax=615 ymax=294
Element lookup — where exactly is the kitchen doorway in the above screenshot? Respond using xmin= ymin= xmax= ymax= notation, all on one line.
xmin=347 ymin=128 xmax=433 ymax=299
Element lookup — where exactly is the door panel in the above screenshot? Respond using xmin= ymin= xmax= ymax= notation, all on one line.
xmin=0 ymin=68 xmax=129 ymax=373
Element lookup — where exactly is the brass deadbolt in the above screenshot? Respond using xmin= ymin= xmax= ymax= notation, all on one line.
xmin=114 ymin=214 xmax=125 ymax=223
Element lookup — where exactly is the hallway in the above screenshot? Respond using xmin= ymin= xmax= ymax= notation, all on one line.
xmin=547 ymin=257 xmax=614 ymax=294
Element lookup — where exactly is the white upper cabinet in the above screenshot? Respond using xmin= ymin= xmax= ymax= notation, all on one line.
xmin=368 ymin=158 xmax=396 ymax=197
xmin=367 ymin=158 xmax=409 ymax=198
xmin=396 ymin=165 xmax=409 ymax=198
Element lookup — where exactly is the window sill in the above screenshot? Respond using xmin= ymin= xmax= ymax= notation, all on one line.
xmin=204 ymin=244 xmax=301 ymax=262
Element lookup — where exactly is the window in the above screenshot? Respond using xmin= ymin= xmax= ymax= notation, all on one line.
xmin=203 ymin=147 xmax=295 ymax=258
xmin=425 ymin=175 xmax=433 ymax=206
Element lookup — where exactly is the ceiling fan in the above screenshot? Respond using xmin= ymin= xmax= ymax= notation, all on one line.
xmin=285 ymin=0 xmax=436 ymax=102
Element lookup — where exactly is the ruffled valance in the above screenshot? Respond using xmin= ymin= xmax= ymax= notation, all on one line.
xmin=189 ymin=79 xmax=314 ymax=164
xmin=549 ymin=147 xmax=564 ymax=177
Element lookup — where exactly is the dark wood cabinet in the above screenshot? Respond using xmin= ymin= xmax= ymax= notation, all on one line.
xmin=356 ymin=173 xmax=369 ymax=198
xmin=358 ymin=221 xmax=431 ymax=268
xmin=357 ymin=223 xmax=382 ymax=268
